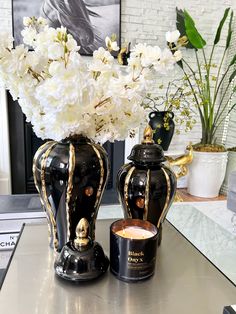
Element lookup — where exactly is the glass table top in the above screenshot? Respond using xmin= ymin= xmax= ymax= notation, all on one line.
xmin=167 ymin=201 xmax=236 ymax=285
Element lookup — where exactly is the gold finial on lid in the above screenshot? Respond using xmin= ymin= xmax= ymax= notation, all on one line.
xmin=74 ymin=218 xmax=90 ymax=249
xmin=142 ymin=125 xmax=154 ymax=144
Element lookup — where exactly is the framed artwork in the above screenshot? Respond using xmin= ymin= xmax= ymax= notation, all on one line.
xmin=12 ymin=0 xmax=121 ymax=55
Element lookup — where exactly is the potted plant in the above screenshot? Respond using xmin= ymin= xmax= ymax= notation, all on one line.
xmin=142 ymin=79 xmax=197 ymax=150
xmin=221 ymin=147 xmax=236 ymax=195
xmin=168 ymin=8 xmax=236 ymax=197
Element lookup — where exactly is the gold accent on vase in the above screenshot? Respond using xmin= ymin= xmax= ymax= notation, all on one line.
xmin=66 ymin=143 xmax=75 ymax=240
xmin=40 ymin=142 xmax=58 ymax=250
xmin=89 ymin=144 xmax=105 ymax=209
xmin=89 ymin=143 xmax=108 ymax=239
xmin=124 ymin=166 xmax=135 ymax=217
xmin=74 ymin=218 xmax=90 ymax=249
xmin=142 ymin=125 xmax=154 ymax=144
xmin=157 ymin=168 xmax=171 ymax=228
xmin=32 ymin=141 xmax=55 ymax=192
xmin=32 ymin=141 xmax=55 ymax=240
xmin=144 ymin=169 xmax=150 ymax=220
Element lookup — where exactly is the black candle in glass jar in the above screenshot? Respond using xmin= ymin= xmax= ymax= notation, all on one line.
xmin=110 ymin=219 xmax=158 ymax=282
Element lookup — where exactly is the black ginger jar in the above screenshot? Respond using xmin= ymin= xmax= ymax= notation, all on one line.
xmin=33 ymin=135 xmax=109 ymax=252
xmin=117 ymin=126 xmax=176 ymax=244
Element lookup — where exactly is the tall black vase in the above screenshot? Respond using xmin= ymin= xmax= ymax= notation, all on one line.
xmin=149 ymin=111 xmax=175 ymax=151
xmin=33 ymin=135 xmax=109 ymax=252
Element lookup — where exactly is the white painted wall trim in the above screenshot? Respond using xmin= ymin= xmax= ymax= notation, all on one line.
xmin=0 ymin=88 xmax=11 ymax=194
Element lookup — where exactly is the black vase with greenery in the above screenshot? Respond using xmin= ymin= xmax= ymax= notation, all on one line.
xmin=148 ymin=111 xmax=175 ymax=151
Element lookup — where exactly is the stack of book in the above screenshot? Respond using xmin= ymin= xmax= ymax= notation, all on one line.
xmin=0 ymin=194 xmax=46 ymax=284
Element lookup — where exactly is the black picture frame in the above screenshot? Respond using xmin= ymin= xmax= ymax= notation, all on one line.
xmin=12 ymin=0 xmax=121 ymax=56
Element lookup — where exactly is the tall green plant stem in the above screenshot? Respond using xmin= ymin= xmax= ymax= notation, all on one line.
xmin=181 ymin=66 xmax=209 ymax=142
xmin=213 ymin=48 xmax=227 ymax=104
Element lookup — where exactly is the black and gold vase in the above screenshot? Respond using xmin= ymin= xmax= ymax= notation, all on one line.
xmin=149 ymin=111 xmax=175 ymax=151
xmin=33 ymin=135 xmax=109 ymax=252
xmin=117 ymin=126 xmax=176 ymax=244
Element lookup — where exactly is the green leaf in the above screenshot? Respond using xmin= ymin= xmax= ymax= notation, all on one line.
xmin=226 ymin=11 xmax=234 ymax=49
xmin=229 ymin=54 xmax=236 ymax=66
xmin=176 ymin=7 xmax=194 ymax=49
xmin=229 ymin=69 xmax=236 ymax=83
xmin=184 ymin=10 xmax=206 ymax=49
xmin=214 ymin=8 xmax=230 ymax=45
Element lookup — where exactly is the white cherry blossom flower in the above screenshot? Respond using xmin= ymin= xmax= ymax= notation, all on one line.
xmin=165 ymin=30 xmax=180 ymax=43
xmin=105 ymin=36 xmax=119 ymax=51
xmin=23 ymin=17 xmax=32 ymax=27
xmin=174 ymin=50 xmax=182 ymax=62
xmin=0 ymin=16 xmax=177 ymax=143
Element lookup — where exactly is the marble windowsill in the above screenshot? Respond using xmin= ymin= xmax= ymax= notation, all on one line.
xmin=167 ymin=201 xmax=236 ymax=285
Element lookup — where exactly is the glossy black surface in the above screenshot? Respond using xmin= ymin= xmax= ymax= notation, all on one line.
xmin=110 ymin=219 xmax=158 ymax=282
xmin=54 ymin=240 xmax=109 ymax=281
xmin=128 ymin=142 xmax=166 ymax=164
xmin=148 ymin=111 xmax=175 ymax=151
xmin=34 ymin=136 xmax=109 ymax=251
xmin=117 ymin=140 xmax=176 ymax=245
xmin=117 ymin=164 xmax=176 ymax=224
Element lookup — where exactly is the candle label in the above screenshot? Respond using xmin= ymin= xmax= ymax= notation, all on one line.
xmin=128 ymin=251 xmax=145 ymax=264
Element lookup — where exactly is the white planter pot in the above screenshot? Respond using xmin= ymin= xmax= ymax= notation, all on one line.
xmin=187 ymin=151 xmax=228 ymax=198
xmin=221 ymin=151 xmax=236 ymax=195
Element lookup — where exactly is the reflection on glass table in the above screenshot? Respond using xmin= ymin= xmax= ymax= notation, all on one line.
xmin=167 ymin=200 xmax=236 ymax=285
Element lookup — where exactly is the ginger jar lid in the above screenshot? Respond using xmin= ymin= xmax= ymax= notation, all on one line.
xmin=128 ymin=126 xmax=166 ymax=164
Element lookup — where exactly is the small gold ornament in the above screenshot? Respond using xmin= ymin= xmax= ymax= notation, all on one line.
xmin=74 ymin=218 xmax=90 ymax=248
xmin=142 ymin=125 xmax=154 ymax=144
xmin=166 ymin=143 xmax=193 ymax=202
xmin=166 ymin=143 xmax=193 ymax=179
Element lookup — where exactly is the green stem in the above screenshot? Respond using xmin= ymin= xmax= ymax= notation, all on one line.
xmin=213 ymin=48 xmax=227 ymax=104
xmin=195 ymin=50 xmax=203 ymax=82
xmin=214 ymin=90 xmax=235 ymax=126
xmin=182 ymin=67 xmax=205 ymax=131
xmin=202 ymin=48 xmax=212 ymax=108
xmin=214 ymin=81 xmax=231 ymax=122
xmin=182 ymin=59 xmax=202 ymax=95
xmin=213 ymin=66 xmax=231 ymax=105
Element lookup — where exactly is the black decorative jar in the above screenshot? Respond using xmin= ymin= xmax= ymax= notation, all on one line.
xmin=148 ymin=111 xmax=175 ymax=151
xmin=117 ymin=126 xmax=176 ymax=244
xmin=33 ymin=135 xmax=109 ymax=252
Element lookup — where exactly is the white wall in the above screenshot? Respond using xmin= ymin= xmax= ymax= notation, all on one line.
xmin=0 ymin=0 xmax=236 ymax=193
xmin=121 ymin=0 xmax=236 ymax=151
